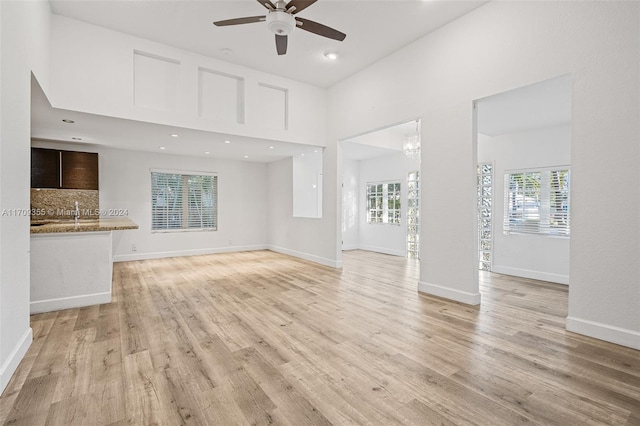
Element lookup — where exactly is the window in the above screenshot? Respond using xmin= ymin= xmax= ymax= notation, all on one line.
xmin=407 ymin=172 xmax=420 ymax=259
xmin=367 ymin=182 xmax=401 ymax=225
xmin=504 ymin=168 xmax=570 ymax=236
xmin=151 ymin=171 xmax=218 ymax=231
xmin=477 ymin=163 xmax=493 ymax=271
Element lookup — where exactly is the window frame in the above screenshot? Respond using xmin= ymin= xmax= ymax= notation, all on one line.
xmin=503 ymin=166 xmax=570 ymax=237
xmin=151 ymin=169 xmax=218 ymax=233
xmin=366 ymin=181 xmax=402 ymax=225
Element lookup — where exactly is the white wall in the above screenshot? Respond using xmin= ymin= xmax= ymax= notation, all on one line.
xmin=355 ymin=152 xmax=419 ymax=256
xmin=0 ymin=0 xmax=51 ymax=394
xmin=46 ymin=14 xmax=342 ymax=271
xmin=478 ymin=125 xmax=571 ymax=284
xmin=292 ymin=151 xmax=323 ymax=218
xmin=48 ymin=15 xmax=327 ymax=148
xmin=328 ymin=1 xmax=639 ymax=348
xmin=341 ymin=159 xmax=359 ymax=250
xmin=267 ymin=157 xmax=339 ymax=267
xmin=32 ymin=141 xmax=269 ymax=261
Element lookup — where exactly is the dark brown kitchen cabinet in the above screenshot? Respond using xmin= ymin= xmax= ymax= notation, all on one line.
xmin=31 ymin=148 xmax=99 ymax=190
xmin=31 ymin=148 xmax=60 ymax=189
xmin=61 ymin=151 xmax=98 ymax=190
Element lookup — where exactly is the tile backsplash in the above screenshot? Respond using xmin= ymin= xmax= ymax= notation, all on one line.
xmin=31 ymin=189 xmax=99 ymax=220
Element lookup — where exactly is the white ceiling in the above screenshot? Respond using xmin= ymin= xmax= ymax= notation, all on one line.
xmin=341 ymin=120 xmax=419 ymax=160
xmin=48 ymin=0 xmax=487 ymax=88
xmin=477 ymin=75 xmax=572 ymax=137
xmin=37 ymin=0 xmax=486 ymax=160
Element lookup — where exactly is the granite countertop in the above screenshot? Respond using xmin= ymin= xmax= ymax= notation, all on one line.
xmin=30 ymin=218 xmax=139 ymax=234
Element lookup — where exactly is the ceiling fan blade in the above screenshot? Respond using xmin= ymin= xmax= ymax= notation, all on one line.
xmin=213 ymin=16 xmax=266 ymax=26
xmin=275 ymin=34 xmax=288 ymax=55
xmin=257 ymin=0 xmax=276 ymax=11
xmin=295 ymin=17 xmax=346 ymax=41
xmin=286 ymin=0 xmax=317 ymax=14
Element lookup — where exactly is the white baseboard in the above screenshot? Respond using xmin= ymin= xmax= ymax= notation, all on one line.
xmin=0 ymin=327 xmax=32 ymax=395
xmin=357 ymin=245 xmax=406 ymax=257
xmin=418 ymin=281 xmax=481 ymax=305
xmin=113 ymin=245 xmax=268 ymax=262
xmin=341 ymin=244 xmax=359 ymax=251
xmin=114 ymin=244 xmax=343 ymax=269
xmin=268 ymin=245 xmax=342 ymax=268
xmin=30 ymin=291 xmax=112 ymax=314
xmin=492 ymin=265 xmax=569 ymax=285
xmin=566 ymin=316 xmax=640 ymax=350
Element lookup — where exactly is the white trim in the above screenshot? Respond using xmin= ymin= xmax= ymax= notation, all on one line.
xmin=341 ymin=244 xmax=359 ymax=251
xmin=150 ymin=168 xmax=218 ymax=176
xmin=113 ymin=245 xmax=268 ymax=262
xmin=0 ymin=327 xmax=32 ymax=394
xmin=338 ymin=117 xmax=421 ymax=143
xmin=115 ymin=245 xmax=342 ymax=268
xmin=491 ymin=266 xmax=569 ymax=285
xmin=133 ymin=49 xmax=180 ymax=65
xmin=30 ymin=291 xmax=112 ymax=315
xmin=268 ymin=245 xmax=342 ymax=268
xmin=418 ymin=281 xmax=481 ymax=305
xmin=566 ymin=316 xmax=640 ymax=350
xmin=357 ymin=245 xmax=406 ymax=257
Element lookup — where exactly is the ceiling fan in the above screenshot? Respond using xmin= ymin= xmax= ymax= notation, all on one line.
xmin=213 ymin=0 xmax=346 ymax=55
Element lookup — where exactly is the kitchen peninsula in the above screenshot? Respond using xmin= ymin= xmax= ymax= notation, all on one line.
xmin=30 ymin=217 xmax=138 ymax=314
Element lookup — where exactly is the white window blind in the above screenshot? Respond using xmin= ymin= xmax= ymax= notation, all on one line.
xmin=504 ymin=168 xmax=570 ymax=236
xmin=151 ymin=171 xmax=218 ymax=231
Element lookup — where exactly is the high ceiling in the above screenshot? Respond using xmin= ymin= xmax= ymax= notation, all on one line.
xmin=37 ymin=1 xmax=488 ymax=161
xmin=31 ymin=78 xmax=323 ymax=162
xmin=48 ymin=0 xmax=487 ymax=88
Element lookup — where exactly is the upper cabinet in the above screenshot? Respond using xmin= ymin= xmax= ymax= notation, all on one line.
xmin=31 ymin=148 xmax=99 ymax=190
xmin=31 ymin=148 xmax=60 ymax=189
xmin=61 ymin=151 xmax=99 ymax=190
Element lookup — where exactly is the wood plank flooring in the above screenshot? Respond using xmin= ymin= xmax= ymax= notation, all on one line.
xmin=1 ymin=250 xmax=638 ymax=425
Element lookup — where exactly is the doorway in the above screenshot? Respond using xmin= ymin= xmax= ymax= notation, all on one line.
xmin=340 ymin=119 xmax=421 ymax=259
xmin=475 ymin=75 xmax=572 ymax=286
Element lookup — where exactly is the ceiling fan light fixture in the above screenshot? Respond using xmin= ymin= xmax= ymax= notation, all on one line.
xmin=266 ymin=10 xmax=295 ymax=35
xmin=324 ymin=51 xmax=338 ymax=60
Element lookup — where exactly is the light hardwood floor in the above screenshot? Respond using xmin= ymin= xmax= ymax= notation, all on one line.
xmin=1 ymin=250 xmax=638 ymax=425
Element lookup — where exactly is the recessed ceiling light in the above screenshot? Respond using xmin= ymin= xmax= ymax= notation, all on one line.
xmin=62 ymin=119 xmax=75 ymax=124
xmin=170 ymin=133 xmax=179 ymax=138
xmin=204 ymin=151 xmax=210 ymax=155
xmin=224 ymin=140 xmax=231 ymax=144
xmin=159 ymin=146 xmax=166 ymax=150
xmin=243 ymin=155 xmax=249 ymax=158
xmin=269 ymin=146 xmax=275 ymax=149
xmin=300 ymin=153 xmax=305 ymax=156
xmin=71 ymin=137 xmax=82 ymax=141
xmin=314 ymin=149 xmax=319 ymax=153
xmin=324 ymin=51 xmax=338 ymax=60
xmin=221 ymin=48 xmax=233 ymax=56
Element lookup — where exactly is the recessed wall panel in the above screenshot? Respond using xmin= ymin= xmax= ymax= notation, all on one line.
xmin=198 ymin=68 xmax=244 ymax=124
xmin=256 ymin=83 xmax=288 ymax=130
xmin=133 ymin=51 xmax=179 ymax=110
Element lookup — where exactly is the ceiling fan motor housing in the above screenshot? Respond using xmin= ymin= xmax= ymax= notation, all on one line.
xmin=266 ymin=10 xmax=295 ymax=35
